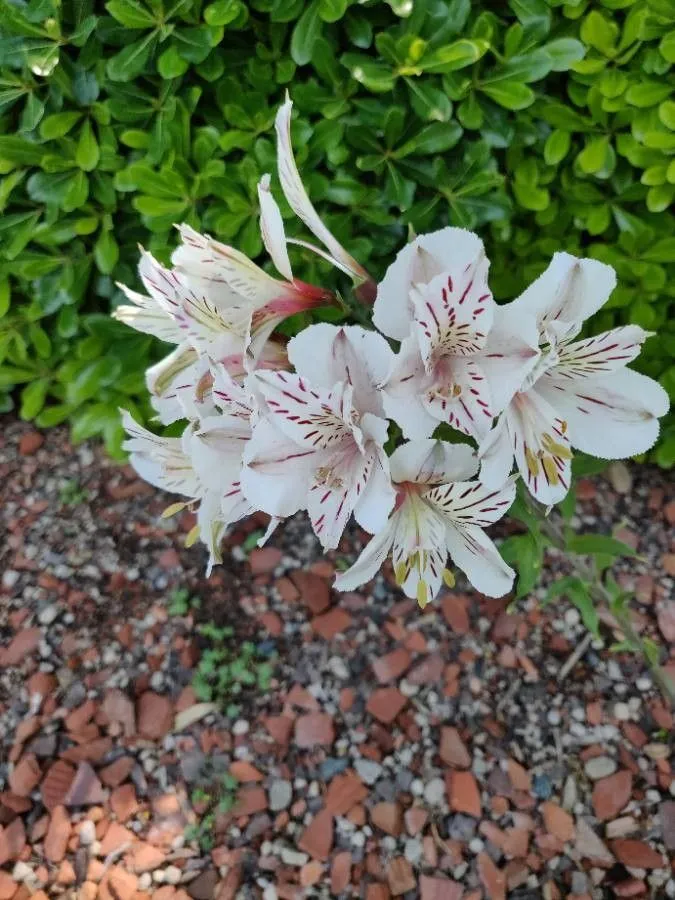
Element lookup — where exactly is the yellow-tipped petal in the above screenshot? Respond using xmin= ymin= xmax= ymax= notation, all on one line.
xmin=162 ymin=501 xmax=188 ymax=519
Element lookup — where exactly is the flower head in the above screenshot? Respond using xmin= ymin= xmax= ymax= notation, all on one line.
xmin=335 ymin=439 xmax=516 ymax=604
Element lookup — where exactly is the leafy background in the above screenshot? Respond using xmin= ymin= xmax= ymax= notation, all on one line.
xmin=0 ymin=0 xmax=673 ymax=464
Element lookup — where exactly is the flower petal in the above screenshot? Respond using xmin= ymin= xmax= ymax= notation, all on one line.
xmin=275 ymin=97 xmax=369 ymax=284
xmin=288 ymin=324 xmax=394 ymax=417
xmin=536 ymin=367 xmax=669 ymax=459
xmin=421 ymin=357 xmax=494 ymax=441
xmin=512 ymin=252 xmax=616 ymax=334
xmin=478 ymin=415 xmax=514 ymax=489
xmin=389 ymin=439 xmax=478 ymax=485
xmin=424 ymin=475 xmax=516 ymax=526
xmin=241 ymin=417 xmax=316 ymax=518
xmin=353 ymin=448 xmax=396 ymax=535
xmin=508 ymin=389 xmax=572 ymax=504
xmin=307 ymin=446 xmax=369 ymax=550
xmin=145 ymin=343 xmax=201 ymax=425
xmin=381 ymin=337 xmax=438 ymax=439
xmin=334 ymin=523 xmax=395 ymax=592
xmin=478 ymin=304 xmax=541 ymax=414
xmin=373 ymin=227 xmax=485 ymax=341
xmin=113 ymin=285 xmax=184 ymax=344
xmin=445 ymin=522 xmax=515 ymax=598
xmin=392 ymin=497 xmax=448 ymax=605
xmin=411 ymin=262 xmax=493 ymax=367
xmin=121 ymin=411 xmax=199 ymax=497
xmin=258 ymin=174 xmax=294 ymax=282
xmin=553 ymin=325 xmax=651 ymax=380
xmin=172 ymin=224 xmax=292 ymax=308
xmin=255 ymin=370 xmax=355 ymax=449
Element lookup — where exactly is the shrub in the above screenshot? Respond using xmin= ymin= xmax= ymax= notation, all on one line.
xmin=0 ymin=0 xmax=673 ymax=462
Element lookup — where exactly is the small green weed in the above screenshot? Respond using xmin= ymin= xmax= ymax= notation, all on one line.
xmin=185 ymin=772 xmax=238 ymax=852
xmin=168 ymin=587 xmax=201 ymax=616
xmin=58 ymin=478 xmax=88 ymax=506
xmin=193 ymin=624 xmax=275 ymax=717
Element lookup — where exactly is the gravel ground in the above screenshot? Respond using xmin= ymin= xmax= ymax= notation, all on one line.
xmin=0 ymin=418 xmax=674 ymax=900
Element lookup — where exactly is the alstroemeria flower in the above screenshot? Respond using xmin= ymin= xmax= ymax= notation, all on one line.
xmin=242 ymin=325 xmax=396 ymax=550
xmin=479 ymin=252 xmax=670 ymax=504
xmin=275 ymin=97 xmax=374 ymax=292
xmin=334 ymin=440 xmax=516 ymax=604
xmin=375 ymin=227 xmax=538 ymax=442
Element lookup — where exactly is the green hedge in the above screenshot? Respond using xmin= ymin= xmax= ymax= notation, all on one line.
xmin=1 ymin=0 xmax=673 ymax=464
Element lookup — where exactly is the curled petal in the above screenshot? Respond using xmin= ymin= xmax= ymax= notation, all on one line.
xmin=445 ymin=523 xmax=515 ymax=598
xmin=389 ymin=439 xmax=478 ymax=486
xmin=121 ymin=411 xmax=199 ymax=497
xmin=275 ymin=96 xmax=370 ymax=285
xmin=554 ymin=325 xmax=651 ymax=380
xmin=258 ymin=174 xmax=294 ymax=282
xmin=334 ymin=523 xmax=395 ymax=592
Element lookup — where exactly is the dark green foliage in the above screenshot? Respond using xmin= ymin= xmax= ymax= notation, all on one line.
xmin=1 ymin=0 xmax=673 ymax=462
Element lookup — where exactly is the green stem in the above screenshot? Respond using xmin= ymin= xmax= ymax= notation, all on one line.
xmin=526 ymin=493 xmax=675 ymax=710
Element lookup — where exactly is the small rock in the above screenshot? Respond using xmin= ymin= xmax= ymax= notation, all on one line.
xmin=19 ymin=431 xmax=44 ymax=455
xmin=137 ymin=692 xmax=173 ymax=740
xmin=79 ymin=820 xmax=96 ymax=847
xmin=387 ymin=857 xmax=416 ymax=896
xmin=63 ymin=762 xmax=106 ymax=807
xmin=661 ymin=801 xmax=675 ymax=852
xmin=592 ymin=770 xmax=632 ymax=821
xmin=541 ymin=801 xmax=575 ymax=843
xmin=297 ymin=808 xmax=333 ymax=860
xmin=611 ymin=839 xmax=664 ymax=869
xmin=186 ymin=868 xmax=218 ymax=900
xmin=355 ymin=758 xmax=382 ymax=785
xmin=366 ymin=687 xmax=407 ymax=724
xmin=584 ymin=756 xmax=617 ymax=780
xmin=9 ymin=754 xmax=42 ymax=797
xmin=295 ymin=712 xmax=334 ymax=748
xmin=477 ymin=852 xmax=506 ymax=900
xmin=164 ymin=866 xmax=181 ymax=885
xmin=44 ymin=806 xmax=70 ymax=863
xmin=268 ymin=779 xmax=292 ymax=812
xmin=608 ymin=461 xmax=631 ymax=494
xmin=420 ymin=875 xmax=463 ymax=900
xmin=447 ymin=771 xmax=481 ymax=818
xmin=439 ymin=727 xmax=471 ymax=769
xmin=424 ymin=777 xmax=446 ymax=807
xmin=0 ymin=818 xmax=25 ymax=866
xmin=370 ymin=802 xmax=403 ymax=836
xmin=575 ymin=817 xmax=614 ymax=867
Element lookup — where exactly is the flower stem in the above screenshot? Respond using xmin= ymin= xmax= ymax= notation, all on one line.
xmin=525 ymin=493 xmax=675 ymax=710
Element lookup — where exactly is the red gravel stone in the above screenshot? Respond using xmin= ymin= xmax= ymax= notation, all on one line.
xmin=657 ymin=601 xmax=675 ymax=642
xmin=99 ymin=822 xmax=135 ymax=856
xmin=611 ymin=839 xmax=664 ymax=869
xmin=661 ymin=800 xmax=675 ymax=851
xmin=99 ymin=756 xmax=135 ymax=788
xmin=44 ymin=805 xmax=70 ymax=863
xmin=19 ymin=431 xmax=44 ymax=455
xmin=63 ymin=762 xmax=106 ymax=807
xmin=295 ymin=713 xmax=334 ymax=748
xmin=248 ymin=546 xmax=282 ymax=574
xmin=366 ymin=687 xmax=407 ymax=724
xmin=229 ymin=761 xmax=264 ymax=783
xmin=541 ymin=802 xmax=575 ymax=842
xmin=447 ymin=770 xmax=481 ymax=818
xmin=0 ymin=816 xmax=25 ymax=866
xmin=100 ymin=867 xmax=137 ymax=900
xmin=265 ymin=715 xmax=294 ymax=746
xmin=102 ymin=689 xmax=136 ymax=737
xmin=9 ymin=753 xmax=41 ymax=796
xmin=289 ymin=571 xmax=331 ymax=614
xmin=441 ymin=594 xmax=469 ymax=634
xmin=330 ymin=851 xmax=351 ymax=893
xmin=592 ymin=770 xmax=632 ymax=821
xmin=439 ymin=726 xmax=471 ymax=768
xmin=507 ymin=759 xmax=531 ymax=792
xmin=387 ymin=857 xmax=415 ymax=896
xmin=404 ymin=807 xmax=428 ymax=836
xmin=372 ymin=648 xmax=411 ymax=684
xmin=41 ymin=760 xmax=76 ymax=810
xmin=129 ymin=842 xmax=165 ymax=873
xmin=110 ymin=783 xmax=139 ymax=822
xmin=233 ymin=786 xmax=267 ymax=817
xmin=406 ymin=653 xmax=444 ymax=685
xmin=0 ymin=628 xmax=41 ymax=667
xmin=311 ymin=608 xmax=352 ymax=640
xmin=370 ymin=802 xmax=403 ymax=836
xmin=478 ymin=852 xmax=506 ymax=900
xmin=137 ymin=691 xmax=173 ymax=740
xmin=366 ymin=886 xmax=391 ymax=900
xmin=420 ymin=875 xmax=463 ymax=900
xmin=297 ymin=808 xmax=333 ymax=860
xmin=0 ymin=872 xmax=18 ymax=900
xmin=324 ymin=771 xmax=368 ymax=816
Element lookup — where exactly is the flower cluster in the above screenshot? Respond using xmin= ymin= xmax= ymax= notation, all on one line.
xmin=114 ymin=99 xmax=669 ymax=606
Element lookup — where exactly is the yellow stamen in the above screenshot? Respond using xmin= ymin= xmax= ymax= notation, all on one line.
xmin=442 ymin=568 xmax=456 ymax=588
xmin=541 ymin=433 xmax=573 ymax=459
xmin=541 ymin=456 xmax=560 ymax=485
xmin=162 ymin=501 xmax=187 ymax=519
xmin=525 ymin=447 xmax=540 ymax=477
xmin=185 ymin=524 xmax=200 ymax=548
xmin=416 ymin=581 xmax=428 ymax=609
xmin=394 ymin=562 xmax=407 ymax=586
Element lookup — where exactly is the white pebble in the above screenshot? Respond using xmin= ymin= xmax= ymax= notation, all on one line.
xmin=614 ymin=702 xmax=630 ymax=721
xmin=469 ymin=838 xmax=484 ymax=854
xmin=233 ymin=719 xmax=249 ymax=735
xmin=423 ymin=777 xmax=445 ymax=806
xmin=138 ymin=874 xmax=152 ymax=891
xmin=79 ymin=820 xmax=96 ymax=847
xmin=585 ymin=756 xmax=617 ymax=780
xmin=164 ymin=866 xmax=181 ymax=885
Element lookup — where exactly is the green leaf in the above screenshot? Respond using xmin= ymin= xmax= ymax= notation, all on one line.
xmin=158 ymin=44 xmax=190 ymax=78
xmin=291 ymin=0 xmax=322 ymax=66
xmin=580 ymin=10 xmax=618 ymax=56
xmin=660 ymin=31 xmax=675 ymax=64
xmin=20 ymin=377 xmax=48 ymax=419
xmin=567 ymin=534 xmax=637 ymax=559
xmin=546 ymin=576 xmax=599 ymax=638
xmin=94 ymin=229 xmax=119 ymax=274
xmin=318 ymin=0 xmax=347 ymax=22
xmin=393 ymin=121 xmax=463 ymax=157
xmin=420 ymin=39 xmax=487 ymax=74
xmin=75 ymin=120 xmax=99 ymax=171
xmin=20 ymin=93 xmax=45 ymax=131
xmin=107 ymin=34 xmax=156 ymax=82
xmin=625 ymin=82 xmax=673 ymax=108
xmin=578 ymin=135 xmax=610 ymax=174
xmin=481 ymin=80 xmax=535 ymax=110
xmin=204 ymin=0 xmax=242 ymax=26
xmin=341 ymin=54 xmax=395 ymax=92
xmin=0 ymin=136 xmax=44 ymax=165
xmin=544 ymin=129 xmax=571 ymax=165
xmin=543 ymin=37 xmax=585 ymax=71
xmin=499 ymin=533 xmax=542 ymax=599
xmin=39 ymin=111 xmax=82 ymax=140
xmin=105 ymin=0 xmax=156 ymax=28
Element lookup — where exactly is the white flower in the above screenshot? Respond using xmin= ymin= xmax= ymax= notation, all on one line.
xmin=275 ymin=96 xmax=373 ymax=289
xmin=375 ymin=227 xmax=539 ymax=442
xmin=242 ymin=325 xmax=396 ymax=550
xmin=480 ymin=252 xmax=670 ymax=504
xmin=334 ymin=440 xmax=516 ymax=604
